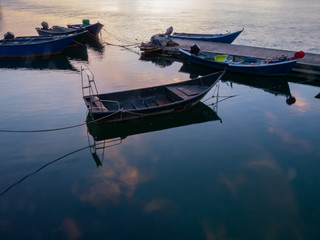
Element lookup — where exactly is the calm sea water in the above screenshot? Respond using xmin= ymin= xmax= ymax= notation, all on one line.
xmin=0 ymin=1 xmax=320 ymax=239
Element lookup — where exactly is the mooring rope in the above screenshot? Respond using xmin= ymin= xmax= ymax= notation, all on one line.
xmin=0 ymin=145 xmax=91 ymax=197
xmin=0 ymin=122 xmax=86 ymax=133
xmin=0 ymin=133 xmax=128 ymax=197
xmin=0 ymin=106 xmax=150 ymax=133
xmin=0 ymin=109 xmax=119 ymax=133
xmin=102 ymin=29 xmax=141 ymax=45
xmin=100 ymin=29 xmax=142 ymax=55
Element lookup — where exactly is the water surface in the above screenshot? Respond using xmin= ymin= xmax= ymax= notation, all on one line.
xmin=0 ymin=1 xmax=320 ymax=239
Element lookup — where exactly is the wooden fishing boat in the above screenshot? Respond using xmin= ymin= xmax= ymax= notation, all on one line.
xmin=36 ymin=25 xmax=87 ymax=36
xmin=36 ymin=26 xmax=89 ymax=44
xmin=81 ymin=66 xmax=224 ymax=124
xmin=179 ymin=48 xmax=304 ymax=76
xmin=139 ymin=42 xmax=162 ymax=53
xmin=0 ymin=34 xmax=76 ymax=58
xmin=67 ymin=20 xmax=104 ymax=37
xmin=168 ymin=29 xmax=243 ymax=43
xmin=36 ymin=20 xmax=103 ymax=37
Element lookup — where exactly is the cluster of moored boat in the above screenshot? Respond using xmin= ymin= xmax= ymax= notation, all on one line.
xmin=1 ymin=22 xmax=305 ymax=124
xmin=83 ymin=27 xmax=305 ymax=124
xmin=140 ymin=27 xmax=305 ymax=77
xmin=0 ymin=19 xmax=103 ymax=58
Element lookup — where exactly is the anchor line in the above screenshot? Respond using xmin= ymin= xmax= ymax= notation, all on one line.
xmin=0 ymin=145 xmax=90 ymax=197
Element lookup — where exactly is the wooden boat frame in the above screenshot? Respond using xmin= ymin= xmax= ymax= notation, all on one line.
xmin=81 ymin=66 xmax=224 ymax=124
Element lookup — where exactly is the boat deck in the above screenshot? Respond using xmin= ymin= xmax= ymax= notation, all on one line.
xmin=163 ymin=39 xmax=320 ymax=75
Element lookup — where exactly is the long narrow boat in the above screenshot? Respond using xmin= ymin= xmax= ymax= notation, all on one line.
xmin=179 ymin=48 xmax=304 ymax=76
xmin=35 ymin=27 xmax=89 ymax=44
xmin=36 ymin=20 xmax=103 ymax=38
xmin=168 ymin=29 xmax=243 ymax=43
xmin=81 ymin=66 xmax=224 ymax=124
xmin=0 ymin=34 xmax=76 ymax=58
xmin=67 ymin=21 xmax=104 ymax=37
xmin=36 ymin=25 xmax=86 ymax=36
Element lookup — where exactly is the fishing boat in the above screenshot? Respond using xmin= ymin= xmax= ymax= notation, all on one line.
xmin=36 ymin=23 xmax=87 ymax=36
xmin=36 ymin=26 xmax=89 ymax=44
xmin=36 ymin=20 xmax=103 ymax=38
xmin=81 ymin=66 xmax=224 ymax=124
xmin=67 ymin=20 xmax=104 ymax=37
xmin=168 ymin=28 xmax=244 ymax=43
xmin=0 ymin=33 xmax=77 ymax=58
xmin=140 ymin=33 xmax=178 ymax=54
xmin=179 ymin=47 xmax=305 ymax=76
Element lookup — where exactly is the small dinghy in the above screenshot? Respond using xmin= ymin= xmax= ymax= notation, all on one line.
xmin=179 ymin=45 xmax=304 ymax=76
xmin=81 ymin=66 xmax=224 ymax=124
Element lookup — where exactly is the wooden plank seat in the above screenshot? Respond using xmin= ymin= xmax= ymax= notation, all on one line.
xmin=131 ymin=98 xmax=147 ymax=109
xmin=144 ymin=98 xmax=158 ymax=107
xmin=166 ymin=85 xmax=206 ymax=100
xmin=154 ymin=95 xmax=173 ymax=105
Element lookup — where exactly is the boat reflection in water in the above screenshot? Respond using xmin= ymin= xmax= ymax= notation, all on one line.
xmin=86 ymin=37 xmax=105 ymax=55
xmin=225 ymin=72 xmax=297 ymax=105
xmin=0 ymin=54 xmax=77 ymax=71
xmin=180 ymin=62 xmax=297 ymax=105
xmin=0 ymin=43 xmax=89 ymax=70
xmin=86 ymin=102 xmax=221 ymax=166
xmin=139 ymin=54 xmax=175 ymax=68
xmin=63 ymin=44 xmax=89 ymax=61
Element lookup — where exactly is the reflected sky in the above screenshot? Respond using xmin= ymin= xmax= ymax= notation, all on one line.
xmin=0 ymin=1 xmax=320 ymax=239
xmin=1 ymin=0 xmax=320 ymax=52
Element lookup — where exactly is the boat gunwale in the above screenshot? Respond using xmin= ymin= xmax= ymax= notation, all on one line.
xmin=179 ymin=48 xmax=297 ymax=68
xmin=0 ymin=34 xmax=75 ymax=47
xmin=84 ymin=71 xmax=222 ymax=100
xmin=84 ymin=71 xmax=223 ymax=115
xmin=171 ymin=29 xmax=244 ymax=38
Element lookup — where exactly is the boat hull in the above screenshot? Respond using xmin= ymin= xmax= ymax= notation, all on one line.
xmin=168 ymin=29 xmax=243 ymax=44
xmin=179 ymin=49 xmax=297 ymax=76
xmin=67 ymin=22 xmax=104 ymax=37
xmin=83 ymin=71 xmax=223 ymax=124
xmin=36 ymin=27 xmax=82 ymax=36
xmin=0 ymin=35 xmax=75 ymax=58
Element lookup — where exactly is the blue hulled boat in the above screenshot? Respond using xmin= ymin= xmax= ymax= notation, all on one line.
xmin=179 ymin=47 xmax=305 ymax=76
xmin=168 ymin=28 xmax=243 ymax=43
xmin=0 ymin=33 xmax=76 ymax=58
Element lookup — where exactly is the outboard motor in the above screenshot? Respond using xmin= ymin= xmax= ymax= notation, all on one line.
xmin=41 ymin=21 xmax=49 ymax=30
xmin=4 ymin=32 xmax=15 ymax=40
xmin=165 ymin=26 xmax=173 ymax=36
xmin=190 ymin=44 xmax=200 ymax=55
